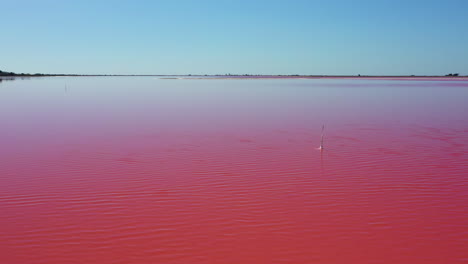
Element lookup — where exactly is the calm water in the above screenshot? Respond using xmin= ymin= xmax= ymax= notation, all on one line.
xmin=1 ymin=77 xmax=467 ymax=263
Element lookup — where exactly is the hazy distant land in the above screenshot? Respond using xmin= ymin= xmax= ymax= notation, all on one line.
xmin=1 ymin=70 xmax=466 ymax=80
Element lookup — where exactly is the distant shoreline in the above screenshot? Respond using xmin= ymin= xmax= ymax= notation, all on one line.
xmin=173 ymin=75 xmax=468 ymax=81
xmin=2 ymin=69 xmax=468 ymax=81
xmin=2 ymin=74 xmax=468 ymax=81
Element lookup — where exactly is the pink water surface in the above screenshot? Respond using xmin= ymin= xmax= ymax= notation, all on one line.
xmin=1 ymin=77 xmax=467 ymax=263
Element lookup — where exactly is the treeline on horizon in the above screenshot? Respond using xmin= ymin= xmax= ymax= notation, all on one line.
xmin=0 ymin=69 xmax=465 ymax=77
xmin=0 ymin=70 xmax=46 ymax=76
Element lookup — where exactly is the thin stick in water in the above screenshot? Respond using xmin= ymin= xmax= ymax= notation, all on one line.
xmin=319 ymin=125 xmax=325 ymax=150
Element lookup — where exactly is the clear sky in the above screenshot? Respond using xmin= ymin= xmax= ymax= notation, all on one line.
xmin=1 ymin=0 xmax=467 ymax=75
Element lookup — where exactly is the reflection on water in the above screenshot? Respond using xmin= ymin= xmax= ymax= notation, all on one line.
xmin=0 ymin=77 xmax=13 ymax=82
xmin=0 ymin=77 xmax=467 ymax=264
xmin=0 ymin=76 xmax=32 ymax=83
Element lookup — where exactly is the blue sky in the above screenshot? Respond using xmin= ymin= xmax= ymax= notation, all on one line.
xmin=1 ymin=0 xmax=467 ymax=75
